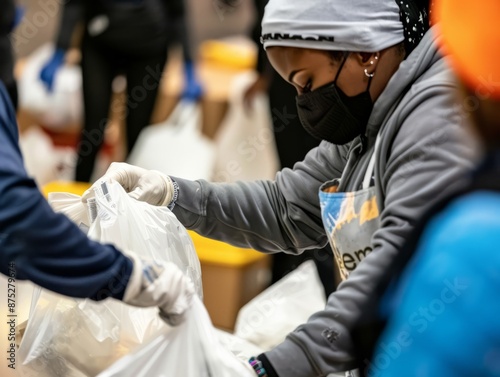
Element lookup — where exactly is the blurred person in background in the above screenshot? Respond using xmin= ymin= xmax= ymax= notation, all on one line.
xmin=353 ymin=1 xmax=500 ymax=376
xmin=243 ymin=0 xmax=335 ymax=297
xmin=0 ymin=0 xmax=23 ymax=110
xmin=88 ymin=0 xmax=477 ymax=375
xmin=0 ymin=78 xmax=195 ymax=326
xmin=39 ymin=0 xmax=202 ymax=183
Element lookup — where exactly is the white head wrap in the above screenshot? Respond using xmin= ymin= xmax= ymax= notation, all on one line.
xmin=261 ymin=0 xmax=405 ymax=52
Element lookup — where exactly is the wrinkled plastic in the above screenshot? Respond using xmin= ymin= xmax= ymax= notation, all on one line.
xmin=98 ymin=297 xmax=255 ymax=377
xmin=234 ymin=260 xmax=326 ymax=351
xmin=213 ymin=72 xmax=280 ymax=182
xmin=18 ymin=180 xmax=202 ymax=376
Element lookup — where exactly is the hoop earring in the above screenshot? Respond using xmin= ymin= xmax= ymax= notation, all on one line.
xmin=364 ymin=69 xmax=375 ymax=78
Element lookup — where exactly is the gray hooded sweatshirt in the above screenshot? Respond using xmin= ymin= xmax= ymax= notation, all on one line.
xmin=172 ymin=28 xmax=477 ymax=376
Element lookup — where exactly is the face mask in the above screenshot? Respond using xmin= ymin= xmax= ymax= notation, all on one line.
xmin=296 ymin=54 xmax=374 ymax=145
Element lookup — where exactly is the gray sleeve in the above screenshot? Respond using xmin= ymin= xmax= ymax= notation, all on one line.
xmin=172 ymin=141 xmax=350 ymax=254
xmin=263 ymin=87 xmax=477 ymax=376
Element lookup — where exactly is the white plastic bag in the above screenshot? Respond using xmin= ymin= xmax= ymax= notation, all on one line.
xmin=18 ymin=181 xmax=202 ymax=376
xmin=128 ymin=101 xmax=216 ymax=181
xmin=234 ymin=260 xmax=326 ymax=351
xmin=215 ymin=329 xmax=264 ymax=363
xmin=18 ymin=44 xmax=83 ymax=130
xmin=213 ymin=72 xmax=280 ymax=182
xmin=18 ymin=126 xmax=60 ymax=186
xmin=98 ymin=297 xmax=255 ymax=377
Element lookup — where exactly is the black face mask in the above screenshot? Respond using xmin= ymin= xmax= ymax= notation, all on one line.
xmin=296 ymin=54 xmax=374 ymax=145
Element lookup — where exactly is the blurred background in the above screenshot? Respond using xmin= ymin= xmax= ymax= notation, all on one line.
xmin=11 ymin=0 xmax=277 ymax=185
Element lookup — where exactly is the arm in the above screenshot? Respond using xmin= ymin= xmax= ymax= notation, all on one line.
xmin=258 ymin=85 xmax=476 ymax=375
xmin=0 ymin=82 xmax=132 ymax=300
xmin=173 ymin=141 xmax=350 ymax=254
xmin=374 ymin=193 xmax=500 ymax=377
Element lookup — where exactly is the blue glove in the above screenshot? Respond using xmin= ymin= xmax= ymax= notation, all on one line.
xmin=10 ymin=6 xmax=25 ymax=32
xmin=181 ymin=60 xmax=203 ymax=102
xmin=39 ymin=48 xmax=66 ymax=92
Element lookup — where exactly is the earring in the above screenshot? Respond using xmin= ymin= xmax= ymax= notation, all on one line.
xmin=364 ymin=69 xmax=375 ymax=78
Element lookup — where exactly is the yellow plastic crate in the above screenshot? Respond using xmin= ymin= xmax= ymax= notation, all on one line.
xmin=42 ymin=181 xmax=91 ymax=198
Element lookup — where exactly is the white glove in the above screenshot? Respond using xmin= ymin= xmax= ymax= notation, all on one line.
xmin=83 ymin=162 xmax=174 ymax=207
xmin=123 ymin=254 xmax=195 ymax=326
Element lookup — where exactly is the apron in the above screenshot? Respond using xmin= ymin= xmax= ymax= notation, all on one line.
xmin=320 ymin=137 xmax=381 ymax=377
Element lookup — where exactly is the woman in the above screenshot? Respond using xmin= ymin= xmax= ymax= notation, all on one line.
xmin=363 ymin=0 xmax=500 ymax=376
xmin=244 ymin=0 xmax=335 ymax=296
xmin=91 ymin=0 xmax=476 ymax=375
xmin=40 ymin=0 xmax=201 ymax=182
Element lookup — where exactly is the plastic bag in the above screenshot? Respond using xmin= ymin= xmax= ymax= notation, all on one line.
xmin=18 ymin=126 xmax=60 ymax=186
xmin=18 ymin=180 xmax=202 ymax=376
xmin=234 ymin=260 xmax=326 ymax=351
xmin=128 ymin=101 xmax=216 ymax=181
xmin=215 ymin=329 xmax=264 ymax=363
xmin=18 ymin=44 xmax=83 ymax=130
xmin=98 ymin=297 xmax=255 ymax=377
xmin=213 ymin=72 xmax=280 ymax=182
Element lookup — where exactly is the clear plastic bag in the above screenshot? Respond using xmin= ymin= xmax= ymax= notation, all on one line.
xmin=234 ymin=260 xmax=326 ymax=351
xmin=18 ymin=180 xmax=202 ymax=376
xmin=128 ymin=101 xmax=216 ymax=181
xmin=98 ymin=297 xmax=255 ymax=377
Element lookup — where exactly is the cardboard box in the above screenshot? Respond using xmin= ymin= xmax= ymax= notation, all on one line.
xmin=190 ymin=231 xmax=270 ymax=331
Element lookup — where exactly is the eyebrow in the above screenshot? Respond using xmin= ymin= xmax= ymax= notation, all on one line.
xmin=288 ymin=69 xmax=305 ymax=83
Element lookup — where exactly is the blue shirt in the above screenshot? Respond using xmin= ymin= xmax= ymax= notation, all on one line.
xmin=372 ymin=190 xmax=500 ymax=376
xmin=0 ymin=81 xmax=132 ymax=300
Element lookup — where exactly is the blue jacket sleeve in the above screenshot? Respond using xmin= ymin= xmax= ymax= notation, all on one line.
xmin=373 ymin=192 xmax=500 ymax=377
xmin=0 ymin=82 xmax=132 ymax=300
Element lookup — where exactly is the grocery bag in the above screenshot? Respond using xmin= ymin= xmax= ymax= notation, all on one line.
xmin=18 ymin=43 xmax=83 ymax=130
xmin=234 ymin=260 xmax=326 ymax=351
xmin=98 ymin=297 xmax=255 ymax=377
xmin=212 ymin=72 xmax=280 ymax=182
xmin=128 ymin=101 xmax=216 ymax=181
xmin=18 ymin=180 xmax=202 ymax=376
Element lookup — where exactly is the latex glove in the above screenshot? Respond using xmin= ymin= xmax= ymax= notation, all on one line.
xmin=39 ymin=48 xmax=65 ymax=92
xmin=10 ymin=6 xmax=25 ymax=31
xmin=123 ymin=254 xmax=195 ymax=326
xmin=181 ymin=60 xmax=203 ymax=102
xmin=83 ymin=162 xmax=175 ymax=206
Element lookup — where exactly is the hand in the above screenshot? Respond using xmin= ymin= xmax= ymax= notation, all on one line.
xmin=82 ymin=162 xmax=174 ymax=206
xmin=181 ymin=60 xmax=203 ymax=102
xmin=243 ymin=75 xmax=269 ymax=113
xmin=123 ymin=254 xmax=195 ymax=326
xmin=39 ymin=48 xmax=65 ymax=92
xmin=11 ymin=6 xmax=25 ymax=32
